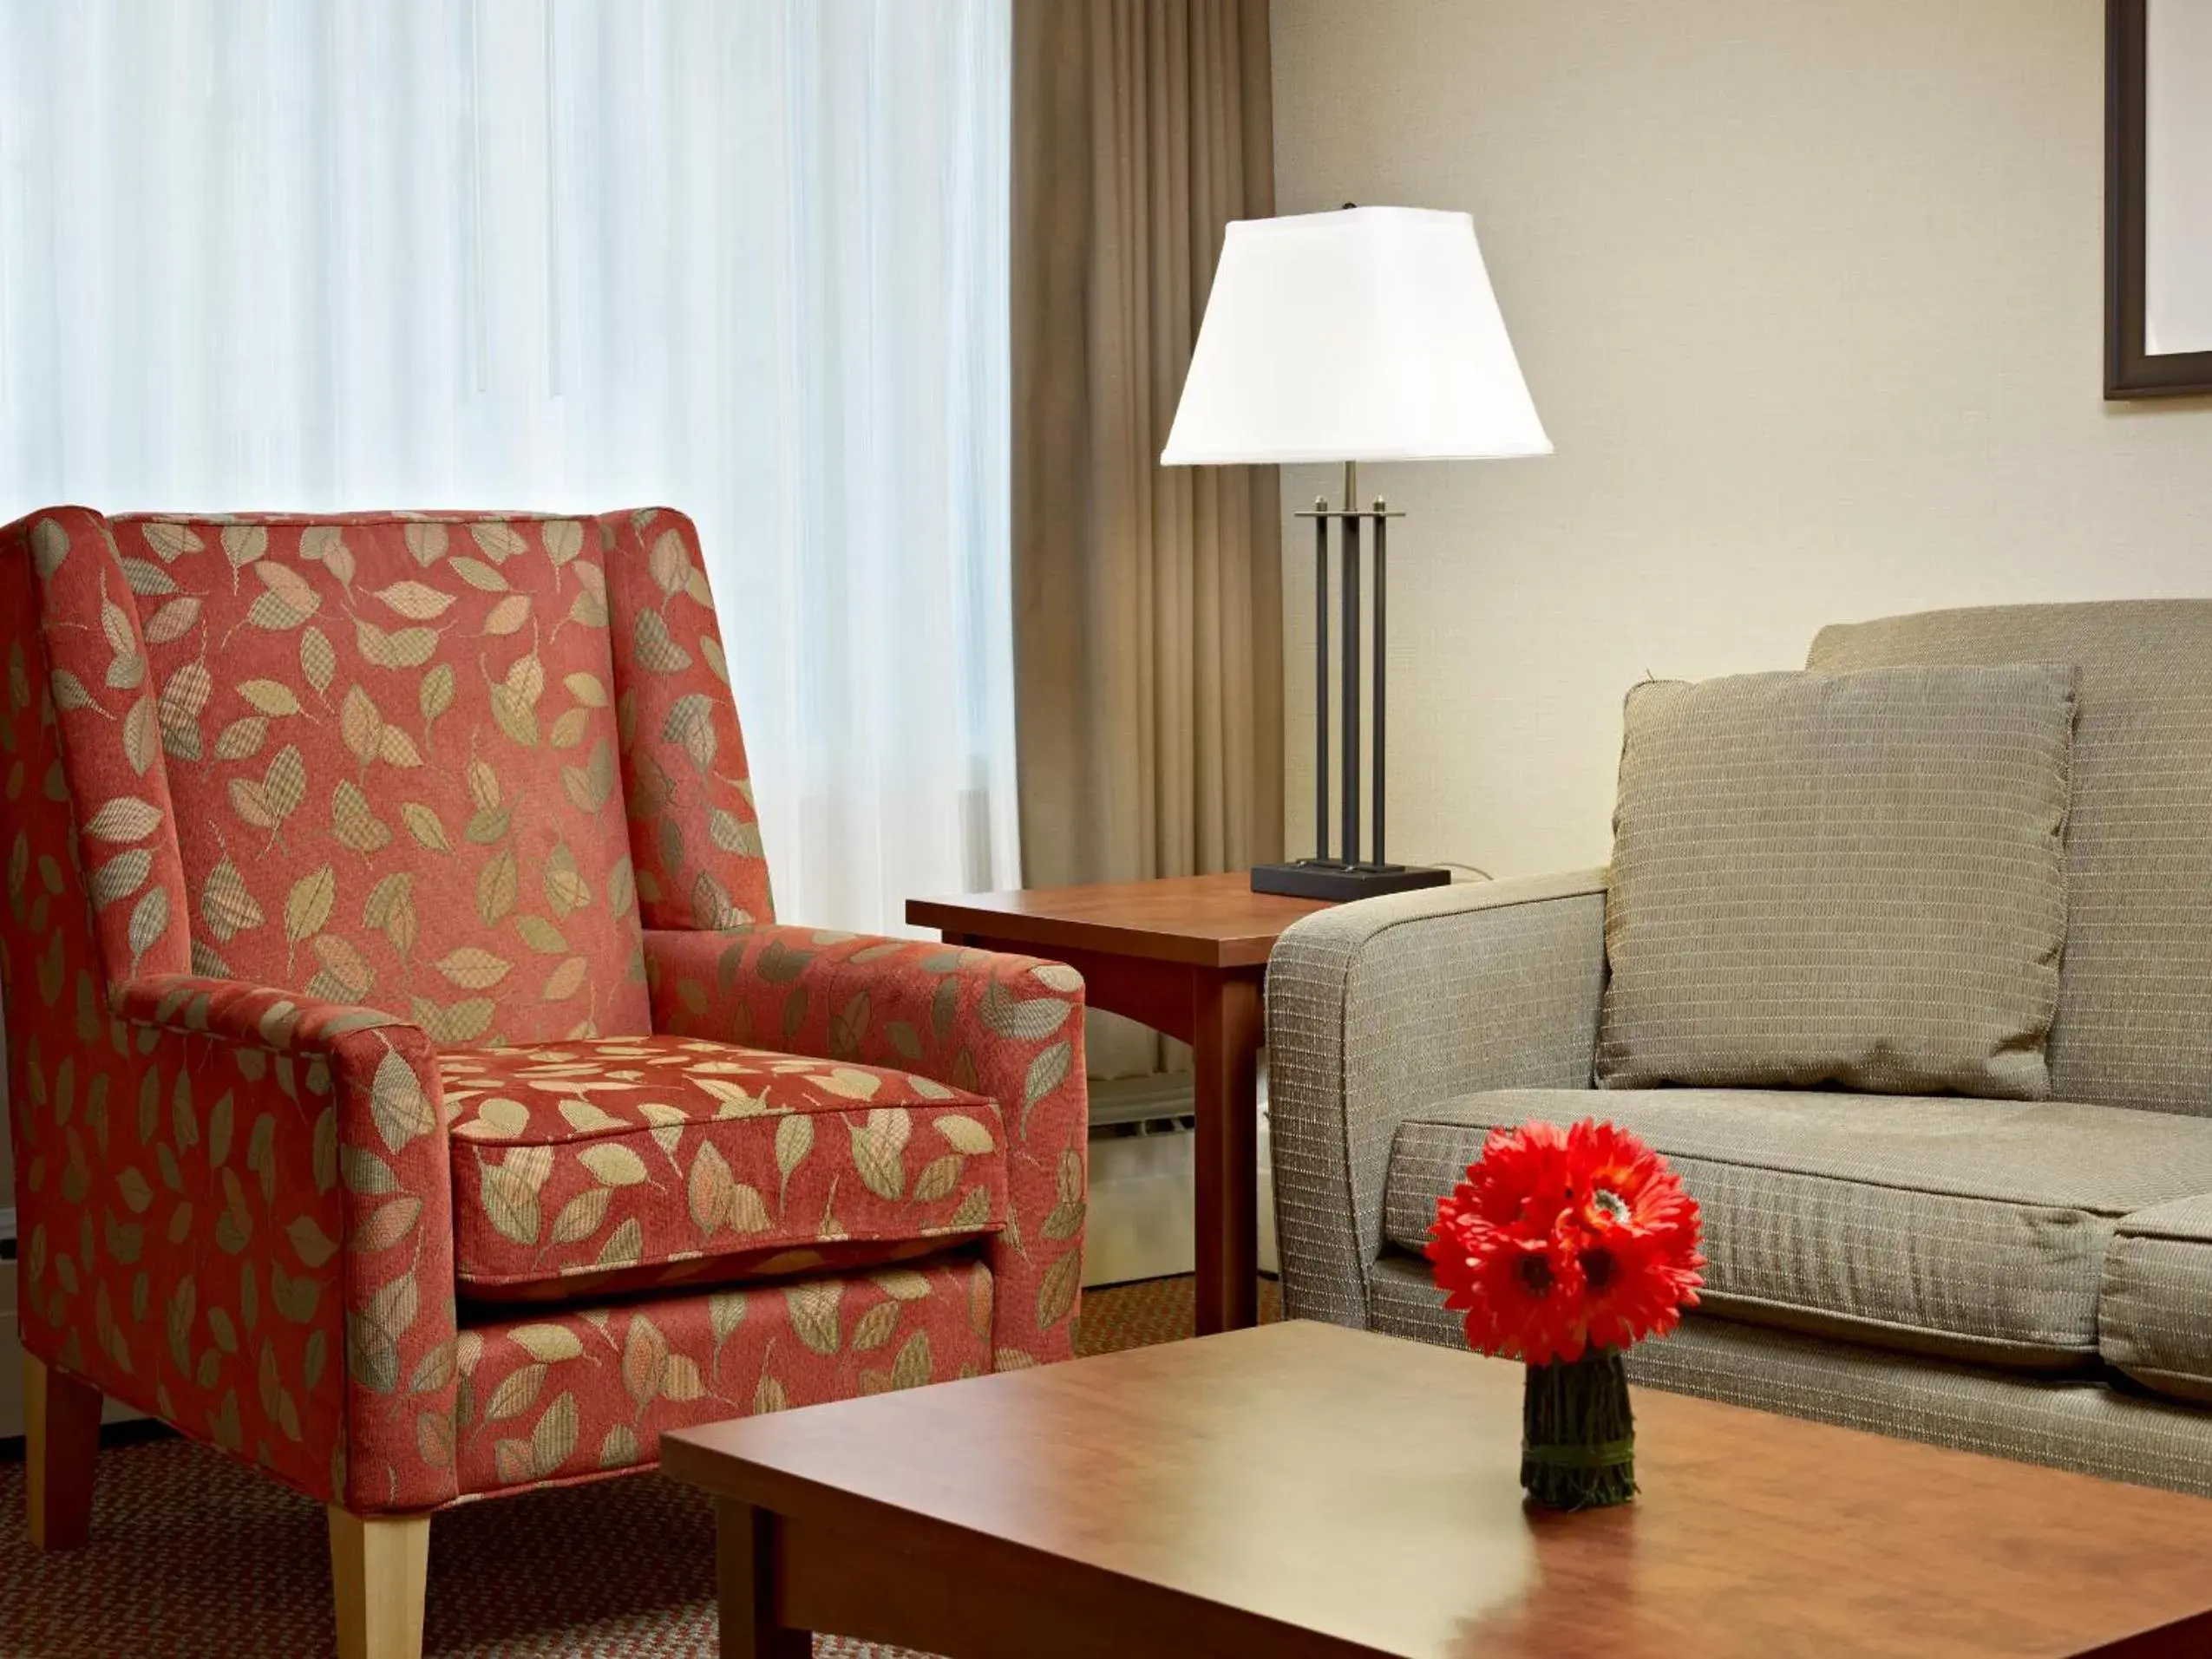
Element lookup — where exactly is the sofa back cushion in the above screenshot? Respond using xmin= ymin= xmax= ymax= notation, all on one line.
xmin=1811 ymin=602 xmax=2212 ymax=1117
xmin=120 ymin=513 xmax=650 ymax=1044
xmin=1597 ymin=663 xmax=2076 ymax=1098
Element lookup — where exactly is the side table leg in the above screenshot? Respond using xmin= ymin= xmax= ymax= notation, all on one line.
xmin=1192 ymin=971 xmax=1265 ymax=1335
xmin=717 ymin=1499 xmax=810 ymax=1659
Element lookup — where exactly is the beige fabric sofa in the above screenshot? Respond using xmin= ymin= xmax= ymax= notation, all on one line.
xmin=1267 ymin=601 xmax=2212 ymax=1495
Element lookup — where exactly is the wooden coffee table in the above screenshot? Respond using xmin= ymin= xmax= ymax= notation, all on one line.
xmin=906 ymin=872 xmax=1334 ymax=1335
xmin=663 ymin=1319 xmax=2212 ymax=1659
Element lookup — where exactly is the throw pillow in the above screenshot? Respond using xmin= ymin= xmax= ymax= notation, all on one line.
xmin=1595 ymin=663 xmax=2077 ymax=1098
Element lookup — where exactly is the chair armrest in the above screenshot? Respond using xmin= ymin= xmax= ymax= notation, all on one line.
xmin=1265 ymin=871 xmax=1609 ymax=1329
xmin=643 ymin=926 xmax=1088 ymax=1366
xmin=101 ymin=976 xmax=459 ymax=1512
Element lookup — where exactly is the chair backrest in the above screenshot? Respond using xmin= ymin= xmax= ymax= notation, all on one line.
xmin=1810 ymin=600 xmax=2212 ymax=1117
xmin=5 ymin=506 xmax=773 ymax=1047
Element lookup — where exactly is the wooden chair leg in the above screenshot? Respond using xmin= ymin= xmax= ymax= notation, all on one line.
xmin=24 ymin=1352 xmax=101 ymax=1550
xmin=327 ymin=1506 xmax=432 ymax=1659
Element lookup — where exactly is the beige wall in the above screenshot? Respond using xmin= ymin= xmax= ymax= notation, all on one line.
xmin=1272 ymin=0 xmax=2212 ymax=878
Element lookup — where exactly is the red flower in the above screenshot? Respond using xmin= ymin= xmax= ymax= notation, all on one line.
xmin=1426 ymin=1119 xmax=1703 ymax=1364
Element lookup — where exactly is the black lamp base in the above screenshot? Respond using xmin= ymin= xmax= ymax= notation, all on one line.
xmin=1292 ymin=472 xmax=1436 ymax=906
xmin=1250 ymin=859 xmax=1452 ymax=902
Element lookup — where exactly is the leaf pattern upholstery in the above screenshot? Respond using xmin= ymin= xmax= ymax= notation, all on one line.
xmin=39 ymin=972 xmax=459 ymax=1514
xmin=1 ymin=504 xmax=1087 ymax=1521
xmin=104 ymin=512 xmax=651 ymax=1046
xmin=644 ymin=926 xmax=1088 ymax=1368
xmin=441 ymin=1035 xmax=1008 ymax=1300
xmin=599 ymin=508 xmax=774 ymax=931
xmin=452 ymin=1262 xmax=994 ymax=1494
xmin=15 ymin=506 xmax=195 ymax=989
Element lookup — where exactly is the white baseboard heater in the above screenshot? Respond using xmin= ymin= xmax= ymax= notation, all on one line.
xmin=1083 ymin=1068 xmax=1277 ymax=1289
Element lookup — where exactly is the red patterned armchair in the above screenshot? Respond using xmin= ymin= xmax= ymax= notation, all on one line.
xmin=0 ymin=506 xmax=1086 ymax=1658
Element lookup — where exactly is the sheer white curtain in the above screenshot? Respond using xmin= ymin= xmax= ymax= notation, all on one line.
xmin=0 ymin=0 xmax=1018 ymax=935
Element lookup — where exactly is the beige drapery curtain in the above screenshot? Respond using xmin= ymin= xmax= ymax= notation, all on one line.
xmin=1011 ymin=0 xmax=1283 ymax=935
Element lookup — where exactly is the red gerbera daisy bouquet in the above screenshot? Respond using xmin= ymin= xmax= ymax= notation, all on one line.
xmin=1427 ymin=1120 xmax=1703 ymax=1510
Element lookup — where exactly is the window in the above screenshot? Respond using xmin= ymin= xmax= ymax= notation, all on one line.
xmin=0 ymin=0 xmax=1017 ymax=930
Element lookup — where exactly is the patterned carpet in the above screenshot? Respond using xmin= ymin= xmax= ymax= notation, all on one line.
xmin=0 ymin=1275 xmax=1280 ymax=1658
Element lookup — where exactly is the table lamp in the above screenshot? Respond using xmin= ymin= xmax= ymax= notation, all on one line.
xmin=1161 ymin=205 xmax=1551 ymax=899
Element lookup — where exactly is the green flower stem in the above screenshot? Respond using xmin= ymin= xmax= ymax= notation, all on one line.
xmin=1521 ymin=1348 xmax=1637 ymax=1510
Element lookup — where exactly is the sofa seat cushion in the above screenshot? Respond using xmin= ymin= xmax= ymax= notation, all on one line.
xmin=2099 ymin=1195 xmax=2212 ymax=1404
xmin=440 ymin=1035 xmax=1007 ymax=1300
xmin=1384 ymin=1087 xmax=2212 ymax=1370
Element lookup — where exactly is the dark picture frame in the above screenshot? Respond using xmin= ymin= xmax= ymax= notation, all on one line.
xmin=2107 ymin=0 xmax=2212 ymax=398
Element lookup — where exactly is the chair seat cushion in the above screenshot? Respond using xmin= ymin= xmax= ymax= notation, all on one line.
xmin=441 ymin=1035 xmax=1007 ymax=1301
xmin=1384 ymin=1087 xmax=2212 ymax=1370
xmin=2099 ymin=1195 xmax=2212 ymax=1404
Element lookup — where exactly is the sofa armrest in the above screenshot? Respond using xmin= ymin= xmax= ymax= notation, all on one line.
xmin=642 ymin=925 xmax=1088 ymax=1368
xmin=1265 ymin=870 xmax=1609 ymax=1329
xmin=101 ymin=976 xmax=459 ymax=1512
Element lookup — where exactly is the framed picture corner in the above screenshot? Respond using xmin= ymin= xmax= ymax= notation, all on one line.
xmin=2105 ymin=0 xmax=2212 ymax=400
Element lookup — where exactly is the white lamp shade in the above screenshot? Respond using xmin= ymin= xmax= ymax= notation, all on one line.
xmin=1160 ymin=206 xmax=1550 ymax=467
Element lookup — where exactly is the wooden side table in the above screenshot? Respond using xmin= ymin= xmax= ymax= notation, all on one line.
xmin=906 ymin=872 xmax=1333 ymax=1335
